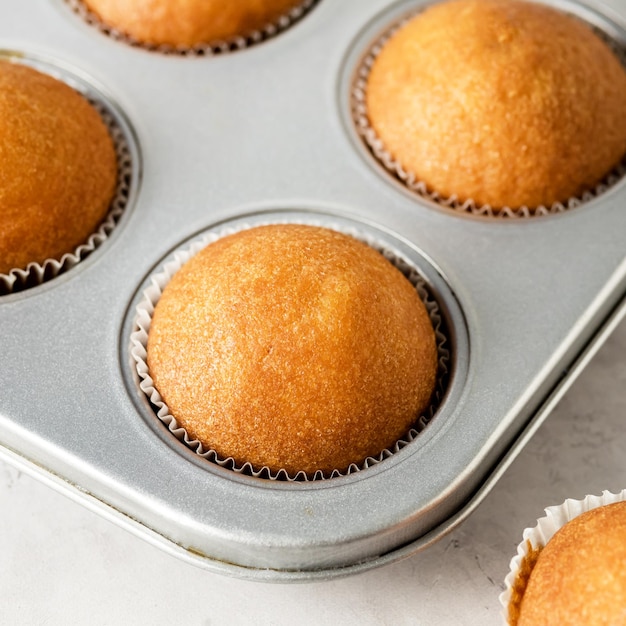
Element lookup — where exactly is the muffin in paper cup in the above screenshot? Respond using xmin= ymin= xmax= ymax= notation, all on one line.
xmin=130 ymin=220 xmax=450 ymax=481
xmin=351 ymin=0 xmax=626 ymax=218
xmin=0 ymin=63 xmax=134 ymax=295
xmin=500 ymin=488 xmax=626 ymax=625
xmin=66 ymin=0 xmax=318 ymax=55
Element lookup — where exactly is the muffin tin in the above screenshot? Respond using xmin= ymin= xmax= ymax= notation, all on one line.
xmin=1 ymin=0 xmax=626 ymax=581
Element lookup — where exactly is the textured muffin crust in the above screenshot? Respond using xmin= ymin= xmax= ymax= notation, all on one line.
xmin=83 ymin=0 xmax=306 ymax=47
xmin=516 ymin=501 xmax=626 ymax=625
xmin=147 ymin=224 xmax=438 ymax=476
xmin=0 ymin=61 xmax=117 ymax=275
xmin=366 ymin=0 xmax=626 ymax=210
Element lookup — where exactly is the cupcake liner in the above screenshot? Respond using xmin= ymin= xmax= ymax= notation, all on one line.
xmin=0 ymin=95 xmax=133 ymax=295
xmin=130 ymin=219 xmax=450 ymax=481
xmin=500 ymin=488 xmax=626 ymax=625
xmin=65 ymin=0 xmax=318 ymax=56
xmin=351 ymin=9 xmax=626 ymax=219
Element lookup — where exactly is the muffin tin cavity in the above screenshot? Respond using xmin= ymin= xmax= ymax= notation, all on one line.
xmin=64 ymin=0 xmax=319 ymax=55
xmin=0 ymin=50 xmax=139 ymax=295
xmin=341 ymin=0 xmax=626 ymax=219
xmin=123 ymin=211 xmax=465 ymax=483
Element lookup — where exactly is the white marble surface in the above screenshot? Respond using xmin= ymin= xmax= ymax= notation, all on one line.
xmin=2 ymin=318 xmax=625 ymax=625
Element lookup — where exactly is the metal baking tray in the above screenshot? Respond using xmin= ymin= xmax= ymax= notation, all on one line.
xmin=1 ymin=0 xmax=626 ymax=581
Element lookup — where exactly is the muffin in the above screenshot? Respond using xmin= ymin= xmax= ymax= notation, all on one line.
xmin=507 ymin=498 xmax=626 ymax=625
xmin=82 ymin=0 xmax=307 ymax=47
xmin=365 ymin=0 xmax=626 ymax=210
xmin=146 ymin=224 xmax=438 ymax=476
xmin=0 ymin=60 xmax=117 ymax=275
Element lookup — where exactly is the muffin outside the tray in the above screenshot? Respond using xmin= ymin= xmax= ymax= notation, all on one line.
xmin=365 ymin=0 xmax=626 ymax=211
xmin=504 ymin=492 xmax=626 ymax=625
xmin=82 ymin=0 xmax=308 ymax=47
xmin=0 ymin=60 xmax=117 ymax=276
xmin=146 ymin=224 xmax=438 ymax=476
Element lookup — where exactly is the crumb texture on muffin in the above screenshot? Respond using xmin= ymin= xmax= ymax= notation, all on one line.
xmin=83 ymin=0 xmax=306 ymax=47
xmin=0 ymin=61 xmax=117 ymax=275
xmin=366 ymin=0 xmax=626 ymax=210
xmin=147 ymin=224 xmax=438 ymax=475
xmin=516 ymin=501 xmax=626 ymax=625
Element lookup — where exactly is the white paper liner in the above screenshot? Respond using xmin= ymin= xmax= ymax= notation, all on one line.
xmin=499 ymin=488 xmax=626 ymax=625
xmin=0 ymin=97 xmax=133 ymax=295
xmin=65 ymin=0 xmax=317 ymax=55
xmin=351 ymin=9 xmax=626 ymax=219
xmin=130 ymin=219 xmax=450 ymax=481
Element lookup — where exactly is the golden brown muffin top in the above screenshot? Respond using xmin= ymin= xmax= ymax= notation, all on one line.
xmin=147 ymin=224 xmax=438 ymax=476
xmin=366 ymin=0 xmax=626 ymax=210
xmin=516 ymin=501 xmax=626 ymax=625
xmin=83 ymin=0 xmax=306 ymax=47
xmin=0 ymin=61 xmax=117 ymax=275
